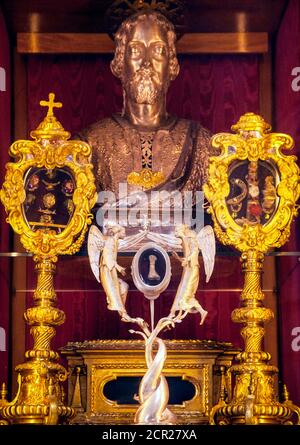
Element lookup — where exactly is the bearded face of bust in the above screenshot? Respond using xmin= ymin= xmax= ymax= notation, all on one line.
xmin=123 ymin=18 xmax=170 ymax=105
xmin=78 ymin=10 xmax=210 ymax=200
xmin=110 ymin=11 xmax=180 ymax=107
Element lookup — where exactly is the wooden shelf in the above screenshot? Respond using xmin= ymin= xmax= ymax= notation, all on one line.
xmin=17 ymin=32 xmax=268 ymax=54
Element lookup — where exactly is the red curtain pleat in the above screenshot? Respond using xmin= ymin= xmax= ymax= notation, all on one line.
xmin=27 ymin=53 xmax=259 ymax=135
xmin=0 ymin=7 xmax=11 ymax=386
xmin=275 ymin=0 xmax=300 ymax=405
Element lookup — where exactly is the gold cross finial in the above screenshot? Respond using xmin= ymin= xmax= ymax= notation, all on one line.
xmin=40 ymin=92 xmax=62 ymax=117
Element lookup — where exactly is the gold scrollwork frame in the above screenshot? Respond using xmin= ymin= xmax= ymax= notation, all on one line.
xmin=1 ymin=137 xmax=96 ymax=257
xmin=0 ymin=93 xmax=97 ymax=425
xmin=204 ymin=112 xmax=300 ymax=425
xmin=204 ymin=114 xmax=299 ymax=253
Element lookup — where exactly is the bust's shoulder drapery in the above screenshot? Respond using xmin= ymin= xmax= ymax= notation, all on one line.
xmin=76 ymin=115 xmax=212 ymax=195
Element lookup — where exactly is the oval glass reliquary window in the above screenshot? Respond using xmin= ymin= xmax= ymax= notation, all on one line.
xmin=226 ymin=160 xmax=279 ymax=226
xmin=22 ymin=167 xmax=76 ymax=233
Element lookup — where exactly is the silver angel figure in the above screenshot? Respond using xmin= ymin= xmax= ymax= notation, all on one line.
xmin=88 ymin=223 xmax=215 ymax=425
xmin=88 ymin=224 xmax=147 ymax=325
xmin=147 ymin=225 xmax=215 ymax=324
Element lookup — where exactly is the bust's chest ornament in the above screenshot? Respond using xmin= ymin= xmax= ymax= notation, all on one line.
xmin=126 ymin=125 xmax=184 ymax=190
xmin=127 ymin=129 xmax=165 ymax=189
xmin=127 ymin=168 xmax=165 ymax=190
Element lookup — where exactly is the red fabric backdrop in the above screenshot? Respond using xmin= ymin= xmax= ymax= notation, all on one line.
xmin=27 ymin=54 xmax=259 ymax=136
xmin=0 ymin=7 xmax=11 ymax=387
xmin=25 ymin=53 xmax=260 ymax=354
xmin=275 ymin=0 xmax=300 ymax=405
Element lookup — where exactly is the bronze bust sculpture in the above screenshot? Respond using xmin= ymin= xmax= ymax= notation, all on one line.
xmin=78 ymin=10 xmax=211 ymax=199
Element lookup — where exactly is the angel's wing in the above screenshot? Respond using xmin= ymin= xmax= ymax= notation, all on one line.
xmin=197 ymin=225 xmax=216 ymax=283
xmin=118 ymin=230 xmax=147 ymax=252
xmin=87 ymin=225 xmax=105 ymax=282
xmin=146 ymin=231 xmax=182 ymax=251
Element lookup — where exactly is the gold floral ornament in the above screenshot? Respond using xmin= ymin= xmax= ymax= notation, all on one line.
xmin=204 ymin=112 xmax=300 ymax=425
xmin=0 ymin=92 xmax=97 ymax=425
xmin=127 ymin=168 xmax=165 ymax=189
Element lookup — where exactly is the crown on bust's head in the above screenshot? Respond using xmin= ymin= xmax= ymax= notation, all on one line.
xmin=105 ymin=0 xmax=185 ymax=36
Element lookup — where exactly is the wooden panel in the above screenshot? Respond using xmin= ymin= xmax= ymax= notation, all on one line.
xmin=18 ymin=33 xmax=114 ymax=54
xmin=17 ymin=32 xmax=268 ymax=54
xmin=178 ymin=33 xmax=268 ymax=54
xmin=2 ymin=0 xmax=287 ymax=35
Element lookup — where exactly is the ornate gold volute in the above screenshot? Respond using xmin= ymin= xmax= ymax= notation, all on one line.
xmin=204 ymin=112 xmax=299 ymax=253
xmin=0 ymin=93 xmax=97 ymax=425
xmin=204 ymin=112 xmax=300 ymax=425
xmin=1 ymin=92 xmax=96 ymax=257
